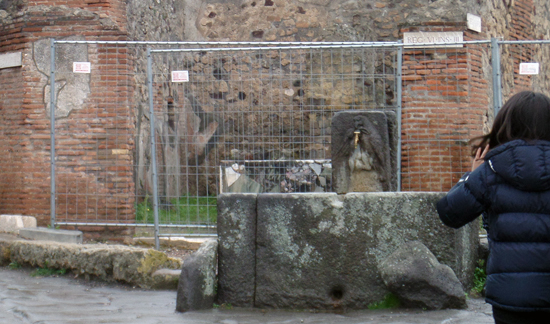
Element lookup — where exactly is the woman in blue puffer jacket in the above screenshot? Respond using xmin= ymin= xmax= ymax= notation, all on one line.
xmin=437 ymin=91 xmax=550 ymax=324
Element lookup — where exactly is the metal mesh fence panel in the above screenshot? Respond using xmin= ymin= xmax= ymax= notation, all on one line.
xmin=48 ymin=39 xmax=509 ymax=239
xmin=52 ymin=42 xmax=138 ymax=226
xmin=49 ymin=41 xmax=400 ymax=238
xmin=497 ymin=41 xmax=550 ymax=107
xmin=148 ymin=44 xmax=400 ymax=236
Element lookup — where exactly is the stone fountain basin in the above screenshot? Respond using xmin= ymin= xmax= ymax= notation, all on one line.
xmin=217 ymin=192 xmax=478 ymax=309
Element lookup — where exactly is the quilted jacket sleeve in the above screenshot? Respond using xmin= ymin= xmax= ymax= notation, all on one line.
xmin=437 ymin=167 xmax=489 ymax=229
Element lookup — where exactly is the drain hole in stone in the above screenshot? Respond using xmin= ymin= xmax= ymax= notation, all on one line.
xmin=329 ymin=286 xmax=345 ymax=300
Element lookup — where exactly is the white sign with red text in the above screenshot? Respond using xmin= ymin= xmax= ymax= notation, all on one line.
xmin=73 ymin=62 xmax=91 ymax=73
xmin=519 ymin=63 xmax=539 ymax=75
xmin=171 ymin=70 xmax=189 ymax=82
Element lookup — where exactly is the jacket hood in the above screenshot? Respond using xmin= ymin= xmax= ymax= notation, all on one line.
xmin=485 ymin=139 xmax=550 ymax=191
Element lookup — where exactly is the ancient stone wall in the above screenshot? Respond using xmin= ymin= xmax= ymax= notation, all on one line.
xmin=190 ymin=0 xmax=483 ymax=42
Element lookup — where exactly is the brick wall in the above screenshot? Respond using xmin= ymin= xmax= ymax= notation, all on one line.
xmin=0 ymin=10 xmax=47 ymax=222
xmin=54 ymin=41 xmax=136 ymax=224
xmin=0 ymin=2 xmax=134 ymax=236
xmin=400 ymin=24 xmax=489 ymax=192
xmin=399 ymin=0 xmax=540 ymax=192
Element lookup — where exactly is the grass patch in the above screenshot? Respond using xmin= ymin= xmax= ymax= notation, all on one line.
xmin=213 ymin=303 xmax=233 ymax=310
xmin=8 ymin=262 xmax=21 ymax=270
xmin=31 ymin=267 xmax=66 ymax=277
xmin=472 ymin=259 xmax=487 ymax=295
xmin=135 ymin=195 xmax=217 ymax=225
xmin=367 ymin=293 xmax=401 ymax=310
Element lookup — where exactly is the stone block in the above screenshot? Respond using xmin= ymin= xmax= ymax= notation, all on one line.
xmin=0 ymin=215 xmax=37 ymax=234
xmin=217 ymin=193 xmax=257 ymax=307
xmin=19 ymin=227 xmax=83 ymax=244
xmin=254 ymin=192 xmax=477 ymax=310
xmin=176 ymin=239 xmax=218 ymax=312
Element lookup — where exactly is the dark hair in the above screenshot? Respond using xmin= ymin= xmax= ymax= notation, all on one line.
xmin=471 ymin=91 xmax=550 ymax=155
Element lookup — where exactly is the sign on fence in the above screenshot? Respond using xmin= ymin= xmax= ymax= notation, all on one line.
xmin=171 ymin=70 xmax=189 ymax=82
xmin=73 ymin=62 xmax=91 ymax=73
xmin=519 ymin=63 xmax=540 ymax=75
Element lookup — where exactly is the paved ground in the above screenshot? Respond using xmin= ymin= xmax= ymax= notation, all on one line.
xmin=0 ymin=267 xmax=494 ymax=324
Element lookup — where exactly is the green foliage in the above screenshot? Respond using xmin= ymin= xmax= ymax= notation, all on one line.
xmin=367 ymin=293 xmax=401 ymax=310
xmin=31 ymin=267 xmax=66 ymax=277
xmin=472 ymin=259 xmax=487 ymax=295
xmin=135 ymin=195 xmax=217 ymax=225
xmin=8 ymin=262 xmax=21 ymax=270
xmin=212 ymin=303 xmax=233 ymax=310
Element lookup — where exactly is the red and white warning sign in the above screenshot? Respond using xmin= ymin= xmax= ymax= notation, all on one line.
xmin=519 ymin=63 xmax=540 ymax=75
xmin=73 ymin=62 xmax=91 ymax=73
xmin=171 ymin=70 xmax=189 ymax=82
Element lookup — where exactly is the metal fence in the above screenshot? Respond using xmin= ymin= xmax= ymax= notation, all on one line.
xmin=146 ymin=43 xmax=401 ymax=243
xmin=49 ymin=41 xmax=402 ymax=246
xmin=47 ymin=38 xmax=550 ymax=247
xmin=496 ymin=40 xmax=550 ymax=113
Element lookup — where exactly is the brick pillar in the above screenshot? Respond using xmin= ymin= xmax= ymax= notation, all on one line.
xmin=0 ymin=2 xmax=134 ymax=236
xmin=400 ymin=23 xmax=489 ymax=192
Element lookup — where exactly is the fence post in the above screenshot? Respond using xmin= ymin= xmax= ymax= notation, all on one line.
xmin=50 ymin=39 xmax=56 ymax=228
xmin=491 ymin=37 xmax=503 ymax=115
xmin=147 ymin=48 xmax=161 ymax=250
xmin=396 ymin=42 xmax=403 ymax=192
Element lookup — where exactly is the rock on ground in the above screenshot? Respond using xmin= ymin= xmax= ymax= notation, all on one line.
xmin=380 ymin=241 xmax=467 ymax=310
xmin=176 ymin=239 xmax=218 ymax=312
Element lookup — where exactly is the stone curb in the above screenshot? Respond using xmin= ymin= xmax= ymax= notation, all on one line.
xmin=0 ymin=234 xmax=185 ymax=290
xmin=132 ymin=237 xmax=208 ymax=250
xmin=19 ymin=227 xmax=83 ymax=244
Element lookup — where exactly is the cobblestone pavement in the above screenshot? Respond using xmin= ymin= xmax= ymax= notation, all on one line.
xmin=0 ymin=267 xmax=494 ymax=324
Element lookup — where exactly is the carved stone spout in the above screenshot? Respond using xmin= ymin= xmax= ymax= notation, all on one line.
xmin=331 ymin=111 xmax=397 ymax=194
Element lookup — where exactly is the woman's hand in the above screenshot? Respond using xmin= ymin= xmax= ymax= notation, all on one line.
xmin=472 ymin=144 xmax=490 ymax=172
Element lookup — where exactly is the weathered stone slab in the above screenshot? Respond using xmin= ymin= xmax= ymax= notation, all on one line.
xmin=254 ymin=192 xmax=477 ymax=310
xmin=380 ymin=241 xmax=467 ymax=310
xmin=217 ymin=193 xmax=257 ymax=307
xmin=176 ymin=239 xmax=218 ymax=312
xmin=8 ymin=240 xmax=182 ymax=288
xmin=19 ymin=227 xmax=83 ymax=244
xmin=0 ymin=215 xmax=37 ymax=234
